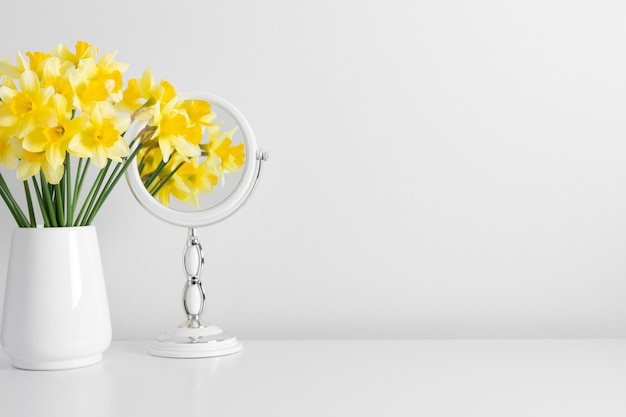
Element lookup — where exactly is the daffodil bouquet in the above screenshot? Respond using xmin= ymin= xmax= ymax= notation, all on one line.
xmin=0 ymin=41 xmax=245 ymax=228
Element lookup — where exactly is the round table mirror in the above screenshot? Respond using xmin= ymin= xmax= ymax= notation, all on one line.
xmin=125 ymin=92 xmax=268 ymax=358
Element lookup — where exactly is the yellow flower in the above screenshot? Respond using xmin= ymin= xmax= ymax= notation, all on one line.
xmin=0 ymin=53 xmax=28 ymax=80
xmin=94 ymin=51 xmax=128 ymax=100
xmin=119 ymin=68 xmax=161 ymax=113
xmin=39 ymin=57 xmax=74 ymax=104
xmin=69 ymin=63 xmax=106 ymax=110
xmin=180 ymin=99 xmax=215 ymax=127
xmin=138 ymin=147 xmax=219 ymax=209
xmin=68 ymin=52 xmax=127 ymax=111
xmin=150 ymin=154 xmax=218 ymax=208
xmin=68 ymin=102 xmax=130 ymax=168
xmin=0 ymin=127 xmax=18 ymax=169
xmin=52 ymin=41 xmax=97 ymax=67
xmin=170 ymin=159 xmax=218 ymax=208
xmin=25 ymin=51 xmax=52 ymax=76
xmin=202 ymin=127 xmax=245 ymax=183
xmin=118 ymin=78 xmax=143 ymax=115
xmin=22 ymin=94 xmax=87 ymax=170
xmin=153 ymin=98 xmax=202 ymax=162
xmin=118 ymin=69 xmax=177 ymax=119
xmin=153 ymin=177 xmax=176 ymax=207
xmin=0 ymin=69 xmax=56 ymax=137
xmin=16 ymin=148 xmax=64 ymax=184
xmin=215 ymin=136 xmax=245 ymax=172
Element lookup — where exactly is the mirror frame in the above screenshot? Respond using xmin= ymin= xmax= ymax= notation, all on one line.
xmin=125 ymin=92 xmax=262 ymax=227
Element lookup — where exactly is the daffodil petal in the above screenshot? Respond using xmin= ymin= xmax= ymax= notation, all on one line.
xmin=19 ymin=70 xmax=40 ymax=94
xmin=46 ymin=141 xmax=66 ymax=169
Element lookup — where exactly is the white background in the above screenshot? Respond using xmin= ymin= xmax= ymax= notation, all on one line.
xmin=1 ymin=0 xmax=626 ymax=340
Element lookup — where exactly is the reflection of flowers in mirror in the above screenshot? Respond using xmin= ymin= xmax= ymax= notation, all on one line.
xmin=136 ymin=99 xmax=245 ymax=209
xmin=0 ymin=40 xmax=240 ymax=227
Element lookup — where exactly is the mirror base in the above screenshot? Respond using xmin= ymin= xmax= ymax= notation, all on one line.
xmin=147 ymin=321 xmax=242 ymax=358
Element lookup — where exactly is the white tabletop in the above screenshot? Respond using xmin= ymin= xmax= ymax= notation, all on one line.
xmin=2 ymin=340 xmax=626 ymax=416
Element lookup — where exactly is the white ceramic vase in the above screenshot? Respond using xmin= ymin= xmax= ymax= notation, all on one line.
xmin=1 ymin=226 xmax=111 ymax=370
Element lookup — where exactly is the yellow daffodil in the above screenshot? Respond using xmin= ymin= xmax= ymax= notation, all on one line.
xmin=153 ymin=176 xmax=176 ymax=207
xmin=153 ymin=98 xmax=202 ymax=162
xmin=202 ymin=127 xmax=245 ymax=182
xmin=16 ymin=148 xmax=64 ymax=184
xmin=170 ymin=159 xmax=218 ymax=208
xmin=93 ymin=51 xmax=128 ymax=102
xmin=22 ymin=94 xmax=87 ymax=171
xmin=25 ymin=51 xmax=51 ymax=76
xmin=147 ymin=153 xmax=218 ymax=209
xmin=181 ymin=99 xmax=216 ymax=127
xmin=0 ymin=71 xmax=18 ymax=89
xmin=0 ymin=98 xmax=16 ymax=134
xmin=215 ymin=136 xmax=245 ymax=172
xmin=0 ymin=53 xmax=28 ymax=80
xmin=119 ymin=68 xmax=163 ymax=114
xmin=67 ymin=51 xmax=127 ymax=111
xmin=0 ymin=69 xmax=56 ymax=138
xmin=68 ymin=102 xmax=130 ymax=168
xmin=52 ymin=41 xmax=97 ymax=68
xmin=0 ymin=128 xmax=18 ymax=169
xmin=40 ymin=57 xmax=74 ymax=104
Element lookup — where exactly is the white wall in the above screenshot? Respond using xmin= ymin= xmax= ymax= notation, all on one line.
xmin=1 ymin=0 xmax=626 ymax=340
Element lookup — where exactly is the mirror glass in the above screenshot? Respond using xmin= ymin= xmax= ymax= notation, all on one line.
xmin=125 ymin=92 xmax=262 ymax=227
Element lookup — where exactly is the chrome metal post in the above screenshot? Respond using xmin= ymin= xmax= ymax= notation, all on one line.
xmin=182 ymin=228 xmax=206 ymax=325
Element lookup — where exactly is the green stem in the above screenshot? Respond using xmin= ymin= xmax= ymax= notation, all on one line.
xmin=0 ymin=173 xmax=29 ymax=227
xmin=54 ymin=171 xmax=65 ymax=226
xmin=75 ymin=161 xmax=111 ymax=226
xmin=143 ymin=149 xmax=178 ymax=190
xmin=54 ymin=183 xmax=65 ymax=227
xmin=65 ymin=154 xmax=73 ymax=226
xmin=82 ymin=161 xmax=124 ymax=225
xmin=0 ymin=191 xmax=27 ymax=227
xmin=84 ymin=144 xmax=143 ymax=225
xmin=31 ymin=177 xmax=50 ymax=227
xmin=23 ymin=181 xmax=36 ymax=227
xmin=149 ymin=161 xmax=184 ymax=196
xmin=137 ymin=146 xmax=150 ymax=174
xmin=39 ymin=173 xmax=57 ymax=227
xmin=71 ymin=158 xmax=89 ymax=219
xmin=143 ymin=159 xmax=168 ymax=189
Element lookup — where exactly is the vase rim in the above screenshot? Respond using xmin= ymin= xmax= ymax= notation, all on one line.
xmin=15 ymin=225 xmax=97 ymax=231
